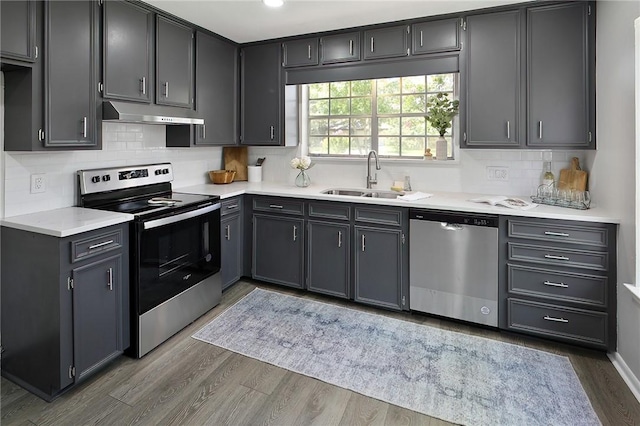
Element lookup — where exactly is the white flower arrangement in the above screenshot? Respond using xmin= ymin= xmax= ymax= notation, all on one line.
xmin=290 ymin=156 xmax=313 ymax=170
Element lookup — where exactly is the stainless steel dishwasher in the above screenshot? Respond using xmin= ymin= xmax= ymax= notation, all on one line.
xmin=409 ymin=209 xmax=499 ymax=327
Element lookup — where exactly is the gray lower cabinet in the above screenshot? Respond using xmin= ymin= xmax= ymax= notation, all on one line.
xmin=282 ymin=37 xmax=319 ymax=67
xmin=320 ymin=32 xmax=360 ymax=64
xmin=307 ymin=220 xmax=350 ymax=299
xmin=1 ymin=224 xmax=129 ymax=401
xmin=461 ymin=10 xmax=521 ymax=147
xmin=526 ymin=2 xmax=594 ymax=148
xmin=363 ymin=25 xmax=409 ymax=60
xmin=0 ymin=0 xmax=37 ymax=63
xmin=156 ymin=15 xmax=194 ymax=108
xmin=103 ymin=0 xmax=153 ymax=103
xmin=221 ymin=197 xmax=243 ymax=290
xmin=411 ymin=18 xmax=460 ymax=55
xmin=44 ymin=0 xmax=99 ymax=148
xmin=499 ymin=216 xmax=616 ymax=350
xmin=241 ymin=43 xmax=282 ymax=145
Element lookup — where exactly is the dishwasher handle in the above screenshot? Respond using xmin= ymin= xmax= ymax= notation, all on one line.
xmin=441 ymin=223 xmax=464 ymax=231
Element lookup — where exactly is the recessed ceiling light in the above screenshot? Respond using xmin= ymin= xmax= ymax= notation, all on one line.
xmin=263 ymin=0 xmax=284 ymax=7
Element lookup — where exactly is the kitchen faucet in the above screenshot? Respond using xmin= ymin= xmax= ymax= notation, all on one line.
xmin=366 ymin=150 xmax=381 ymax=189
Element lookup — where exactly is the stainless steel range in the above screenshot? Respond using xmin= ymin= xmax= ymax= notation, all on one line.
xmin=77 ymin=163 xmax=221 ymax=357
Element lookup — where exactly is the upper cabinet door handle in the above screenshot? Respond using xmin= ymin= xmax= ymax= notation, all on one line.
xmin=163 ymin=81 xmax=169 ymax=98
xmin=82 ymin=117 xmax=87 ymax=138
xmin=538 ymin=121 xmax=543 ymax=139
xmin=307 ymin=44 xmax=311 ymax=59
xmin=370 ymin=37 xmax=374 ymax=52
xmin=506 ymin=121 xmax=510 ymax=140
xmin=420 ymin=30 xmax=423 ymax=47
xmin=140 ymin=77 xmax=146 ymax=95
xmin=349 ymin=39 xmax=353 ymax=55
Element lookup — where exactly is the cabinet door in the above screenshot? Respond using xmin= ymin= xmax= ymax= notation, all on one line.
xmin=72 ymin=254 xmax=124 ymax=381
xmin=156 ymin=16 xmax=194 ymax=108
xmin=221 ymin=213 xmax=242 ymax=290
xmin=354 ymin=226 xmax=403 ymax=310
xmin=363 ymin=25 xmax=409 ymax=60
xmin=194 ymin=31 xmax=238 ymax=146
xmin=241 ymin=43 xmax=282 ymax=145
xmin=103 ymin=0 xmax=153 ymax=103
xmin=283 ymin=38 xmax=319 ymax=67
xmin=307 ymin=221 xmax=350 ymax=299
xmin=461 ymin=11 xmax=521 ymax=147
xmin=320 ymin=32 xmax=360 ymax=64
xmin=411 ymin=18 xmax=460 ymax=55
xmin=527 ymin=2 xmax=593 ymax=148
xmin=252 ymin=214 xmax=304 ymax=288
xmin=44 ymin=0 xmax=98 ymax=148
xmin=0 ymin=0 xmax=36 ymax=62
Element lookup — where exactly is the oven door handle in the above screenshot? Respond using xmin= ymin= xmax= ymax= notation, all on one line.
xmin=143 ymin=203 xmax=221 ymax=230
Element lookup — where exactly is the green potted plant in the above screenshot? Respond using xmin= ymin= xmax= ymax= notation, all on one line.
xmin=425 ymin=93 xmax=459 ymax=160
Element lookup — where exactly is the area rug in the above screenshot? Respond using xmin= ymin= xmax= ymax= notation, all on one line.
xmin=192 ymin=288 xmax=600 ymax=426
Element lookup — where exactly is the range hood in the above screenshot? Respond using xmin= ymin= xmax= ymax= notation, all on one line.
xmin=102 ymin=101 xmax=204 ymax=125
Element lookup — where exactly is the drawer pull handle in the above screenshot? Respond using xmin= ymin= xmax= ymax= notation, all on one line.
xmin=269 ymin=204 xmax=284 ymax=209
xmin=544 ymin=254 xmax=569 ymax=261
xmin=543 ymin=315 xmax=568 ymax=323
xmin=544 ymin=231 xmax=570 ymax=237
xmin=89 ymin=240 xmax=114 ymax=250
xmin=226 ymin=204 xmax=238 ymax=210
xmin=544 ymin=280 xmax=568 ymax=288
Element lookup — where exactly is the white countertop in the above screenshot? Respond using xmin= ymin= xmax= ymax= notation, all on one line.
xmin=1 ymin=207 xmax=134 ymax=238
xmin=177 ymin=181 xmax=621 ymax=224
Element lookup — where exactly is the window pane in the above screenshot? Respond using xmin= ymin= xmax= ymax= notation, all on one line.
xmin=378 ymin=117 xmax=400 ymax=135
xmin=330 ymin=81 xmax=349 ymax=97
xmin=309 ymin=137 xmax=328 ymax=155
xmin=309 ymin=99 xmax=329 ymax=116
xmin=427 ymin=74 xmax=454 ymax=92
xmin=309 ymin=119 xmax=328 ymax=136
xmin=402 ymin=94 xmax=426 ymax=114
xmin=377 ymin=78 xmax=400 ymax=95
xmin=329 ymin=118 xmax=349 ymax=135
xmin=351 ymin=137 xmax=372 ymax=155
xmin=402 ymin=76 xmax=425 ymax=93
xmin=402 ymin=117 xmax=426 ymax=136
xmin=329 ymin=137 xmax=350 ymax=155
xmin=309 ymin=83 xmax=329 ymax=99
xmin=351 ymin=97 xmax=372 ymax=115
xmin=377 ymin=95 xmax=401 ymax=114
xmin=401 ymin=137 xmax=425 ymax=156
xmin=379 ymin=137 xmax=400 ymax=156
xmin=330 ymin=98 xmax=350 ymax=115
xmin=350 ymin=118 xmax=371 ymax=135
xmin=351 ymin=80 xmax=372 ymax=96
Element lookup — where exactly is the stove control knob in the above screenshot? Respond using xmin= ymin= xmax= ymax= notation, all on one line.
xmin=91 ymin=176 xmax=100 ymax=183
xmin=162 ymin=168 xmax=169 ymax=174
xmin=155 ymin=169 xmax=162 ymax=176
xmin=102 ymin=175 xmax=111 ymax=182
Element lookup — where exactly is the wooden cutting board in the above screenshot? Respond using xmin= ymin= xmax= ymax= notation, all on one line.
xmin=557 ymin=157 xmax=588 ymax=192
xmin=223 ymin=147 xmax=248 ymax=181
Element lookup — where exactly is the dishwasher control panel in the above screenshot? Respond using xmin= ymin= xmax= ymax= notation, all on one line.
xmin=409 ymin=209 xmax=499 ymax=227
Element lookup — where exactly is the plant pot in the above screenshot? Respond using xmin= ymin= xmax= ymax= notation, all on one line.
xmin=436 ymin=136 xmax=447 ymax=161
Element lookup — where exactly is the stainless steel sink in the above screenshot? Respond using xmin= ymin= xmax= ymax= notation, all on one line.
xmin=321 ymin=188 xmax=403 ymax=199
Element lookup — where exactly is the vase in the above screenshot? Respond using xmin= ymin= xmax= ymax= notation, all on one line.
xmin=435 ymin=136 xmax=447 ymax=161
xmin=295 ymin=169 xmax=311 ymax=187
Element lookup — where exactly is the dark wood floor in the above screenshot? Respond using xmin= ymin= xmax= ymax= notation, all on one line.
xmin=3 ymin=279 xmax=640 ymax=426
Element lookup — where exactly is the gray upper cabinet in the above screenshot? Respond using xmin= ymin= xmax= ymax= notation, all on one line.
xmin=193 ymin=31 xmax=238 ymax=146
xmin=241 ymin=43 xmax=282 ymax=145
xmin=320 ymin=32 xmax=361 ymax=64
xmin=283 ymin=37 xmax=319 ymax=67
xmin=156 ymin=16 xmax=194 ymax=108
xmin=363 ymin=25 xmax=409 ymax=60
xmin=461 ymin=10 xmax=521 ymax=147
xmin=0 ymin=0 xmax=37 ymax=63
xmin=526 ymin=2 xmax=594 ymax=148
xmin=44 ymin=0 xmax=99 ymax=148
xmin=103 ymin=0 xmax=153 ymax=103
xmin=411 ymin=18 xmax=460 ymax=55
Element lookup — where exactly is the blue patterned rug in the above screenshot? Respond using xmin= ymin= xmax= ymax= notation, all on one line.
xmin=193 ymin=288 xmax=600 ymax=425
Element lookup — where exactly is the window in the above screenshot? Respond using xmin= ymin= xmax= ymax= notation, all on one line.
xmin=306 ymin=73 xmax=458 ymax=158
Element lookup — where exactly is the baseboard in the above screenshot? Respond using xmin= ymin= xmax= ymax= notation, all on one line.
xmin=608 ymin=351 xmax=640 ymax=403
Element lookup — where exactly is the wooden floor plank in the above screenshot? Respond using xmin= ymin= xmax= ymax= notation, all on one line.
xmin=292 ymin=380 xmax=352 ymax=425
xmin=338 ymin=392 xmax=390 ymax=426
xmin=238 ymin=357 xmax=289 ymax=395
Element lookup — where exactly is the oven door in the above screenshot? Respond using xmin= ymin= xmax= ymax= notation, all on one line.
xmin=135 ymin=202 xmax=221 ymax=315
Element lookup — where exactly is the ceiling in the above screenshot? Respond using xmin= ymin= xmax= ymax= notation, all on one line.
xmin=143 ymin=0 xmax=530 ymax=44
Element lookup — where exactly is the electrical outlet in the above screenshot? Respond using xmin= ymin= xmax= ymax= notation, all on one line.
xmin=30 ymin=174 xmax=46 ymax=193
xmin=486 ymin=166 xmax=509 ymax=181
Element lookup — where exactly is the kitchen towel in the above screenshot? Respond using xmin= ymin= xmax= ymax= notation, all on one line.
xmin=397 ymin=191 xmax=433 ymax=201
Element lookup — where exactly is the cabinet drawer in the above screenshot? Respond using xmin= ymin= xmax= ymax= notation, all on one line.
xmin=508 ymin=264 xmax=607 ymax=308
xmin=253 ymin=197 xmax=304 ymax=216
xmin=221 ymin=197 xmax=243 ymax=217
xmin=355 ymin=206 xmax=403 ymax=227
xmin=308 ymin=202 xmax=350 ymax=221
xmin=507 ymin=298 xmax=607 ymax=347
xmin=71 ymin=229 xmax=124 ymax=262
xmin=508 ymin=242 xmax=607 ymax=271
xmin=508 ymin=220 xmax=608 ymax=248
